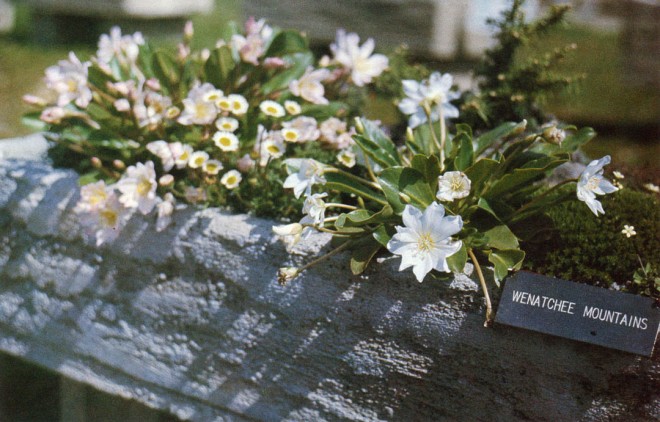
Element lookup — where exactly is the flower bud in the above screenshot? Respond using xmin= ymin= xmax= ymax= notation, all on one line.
xmin=406 ymin=127 xmax=414 ymax=143
xmin=112 ymin=159 xmax=126 ymax=170
xmin=183 ymin=20 xmax=194 ymax=43
xmin=511 ymin=119 xmax=527 ymax=136
xmin=145 ymin=78 xmax=161 ymax=91
xmin=237 ymin=154 xmax=255 ymax=173
xmin=353 ymin=117 xmax=365 ymax=134
xmin=277 ymin=267 xmax=299 ymax=285
xmin=22 ymin=95 xmax=48 ymax=107
xmin=159 ymin=174 xmax=174 ymax=187
xmin=90 ymin=157 xmax=102 ymax=168
xmin=542 ymin=125 xmax=566 ymax=146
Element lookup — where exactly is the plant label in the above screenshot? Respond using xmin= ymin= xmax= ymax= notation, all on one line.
xmin=495 ymin=271 xmax=660 ymax=356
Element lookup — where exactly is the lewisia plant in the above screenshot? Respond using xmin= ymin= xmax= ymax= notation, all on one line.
xmin=24 ymin=19 xmax=390 ymax=246
xmin=275 ymin=72 xmax=617 ymax=325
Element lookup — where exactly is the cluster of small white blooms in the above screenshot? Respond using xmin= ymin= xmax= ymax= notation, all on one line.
xmin=330 ymin=29 xmax=389 ymax=87
xmin=96 ymin=26 xmax=145 ymax=67
xmin=282 ymin=158 xmax=327 ymax=199
xmin=300 ymin=193 xmax=328 ymax=226
xmin=289 ymin=67 xmax=331 ymax=105
xmin=230 ymin=17 xmax=273 ymax=65
xmin=576 ymin=155 xmax=618 ymax=216
xmin=45 ymin=52 xmax=92 ymax=109
xmin=178 ymin=83 xmax=222 ymax=125
xmin=399 ymin=72 xmax=460 ymax=129
xmin=258 ymin=128 xmax=286 ymax=166
xmin=75 ymin=161 xmax=179 ymax=245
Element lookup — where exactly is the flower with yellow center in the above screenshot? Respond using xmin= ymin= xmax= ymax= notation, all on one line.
xmin=284 ymin=100 xmax=302 ymax=115
xmin=188 ymin=151 xmax=209 ymax=169
xmin=116 ymin=161 xmax=158 ymax=214
xmin=281 ymin=128 xmax=300 ymax=143
xmin=213 ymin=131 xmax=239 ymax=152
xmin=221 ymin=170 xmax=242 ymax=189
xmin=259 ymin=100 xmax=285 ymax=117
xmin=228 ymin=94 xmax=249 ymax=115
xmin=75 ymin=180 xmax=111 ymax=212
xmin=387 ymin=202 xmax=463 ymax=282
xmin=436 ymin=171 xmax=471 ymax=202
xmin=215 ymin=117 xmax=239 ymax=132
xmin=203 ymin=159 xmax=223 ymax=175
xmin=337 ymin=150 xmax=356 ymax=168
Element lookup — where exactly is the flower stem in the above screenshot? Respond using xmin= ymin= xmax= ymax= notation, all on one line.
xmin=323 ymin=167 xmax=382 ymax=191
xmin=326 ymin=203 xmax=358 ymax=211
xmin=297 ymin=239 xmax=354 ymax=274
xmin=468 ymin=248 xmax=493 ymax=327
xmin=508 ymin=178 xmax=575 ymax=222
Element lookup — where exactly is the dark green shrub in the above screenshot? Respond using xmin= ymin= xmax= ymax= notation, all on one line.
xmin=523 ymin=189 xmax=660 ymax=298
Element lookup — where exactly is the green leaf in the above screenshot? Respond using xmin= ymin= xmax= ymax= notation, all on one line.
xmin=477 ymin=197 xmax=500 ymax=220
xmin=78 ymin=171 xmax=101 ymax=186
xmin=262 ymin=52 xmax=314 ymax=95
xmin=447 ymin=243 xmax=468 ymax=273
xmin=324 ymin=172 xmax=387 ymax=205
xmin=485 ymin=155 xmax=568 ymax=199
xmin=474 ymin=121 xmax=522 ymax=156
xmin=484 ymin=225 xmax=519 ymax=250
xmin=373 ymin=225 xmax=395 ymax=248
xmin=488 ymin=249 xmax=525 ymax=282
xmin=204 ymin=46 xmax=235 ymax=89
xmin=21 ymin=112 xmax=46 ymax=130
xmin=87 ymin=64 xmax=115 ymax=88
xmin=411 ymin=154 xmax=441 ymax=186
xmin=350 ymin=237 xmax=383 ymax=275
xmin=353 ymin=119 xmax=401 ymax=168
xmin=464 ymin=158 xmax=499 ymax=195
xmin=265 ymin=30 xmax=309 ymax=56
xmin=560 ymin=127 xmax=596 ymax=153
xmin=335 ymin=204 xmax=393 ymax=228
xmin=300 ymin=102 xmax=349 ymax=120
xmin=379 ymin=167 xmax=435 ymax=214
xmin=152 ymin=51 xmax=180 ymax=91
xmin=454 ymin=132 xmax=474 ymax=171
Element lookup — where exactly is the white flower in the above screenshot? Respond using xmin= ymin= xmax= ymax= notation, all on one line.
xmin=86 ymin=193 xmax=132 ymax=246
xmin=75 ymin=180 xmax=111 ymax=213
xmin=134 ymin=91 xmax=172 ymax=129
xmin=281 ymin=128 xmax=300 ymax=143
xmin=114 ymin=98 xmax=131 ymax=112
xmin=272 ymin=222 xmax=304 ymax=248
xmin=178 ymin=83 xmax=219 ymax=125
xmin=188 ymin=151 xmax=209 ymax=169
xmin=221 ymin=170 xmax=242 ymax=189
xmin=202 ymin=89 xmax=224 ymax=103
xmin=213 ymin=131 xmax=240 ymax=152
xmin=215 ymin=117 xmax=239 ymax=132
xmin=330 ymin=29 xmax=388 ymax=87
xmin=228 ymin=94 xmax=249 ymax=116
xmin=155 ymin=193 xmax=175 ymax=232
xmin=284 ymin=100 xmax=301 ymax=115
xmin=174 ymin=144 xmax=194 ymax=169
xmin=203 ymin=159 xmax=223 ymax=175
xmin=282 ymin=116 xmax=320 ymax=142
xmin=237 ymin=154 xmax=255 ymax=173
xmin=97 ymin=26 xmax=144 ymax=66
xmin=300 ymin=193 xmax=328 ymax=226
xmin=643 ymin=183 xmax=659 ymax=193
xmin=40 ymin=106 xmax=67 ymax=124
xmin=289 ymin=67 xmax=331 ymax=105
xmin=320 ymin=117 xmax=346 ymax=142
xmin=398 ymin=72 xmax=460 ymax=129
xmin=337 ymin=150 xmax=356 ymax=168
xmin=621 ymin=225 xmax=636 ymax=238
xmin=387 ymin=202 xmax=463 ymax=282
xmin=436 ymin=171 xmax=471 ymax=202
xmin=259 ymin=100 xmax=285 ymax=117
xmin=260 ymin=138 xmax=285 ymax=165
xmin=576 ymin=155 xmax=618 ymax=216
xmin=230 ymin=17 xmax=272 ymax=65
xmin=116 ymin=161 xmax=158 ymax=214
xmin=146 ymin=140 xmax=184 ymax=172
xmin=45 ymin=52 xmax=92 ymax=109
xmin=283 ymin=158 xmax=326 ymax=198
xmin=159 ymin=174 xmax=174 ymax=186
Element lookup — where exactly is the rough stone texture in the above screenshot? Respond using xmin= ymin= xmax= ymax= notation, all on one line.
xmin=0 ymin=158 xmax=658 ymax=421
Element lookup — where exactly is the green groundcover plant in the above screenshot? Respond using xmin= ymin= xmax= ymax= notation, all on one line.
xmin=22 ymin=1 xmax=657 ymax=321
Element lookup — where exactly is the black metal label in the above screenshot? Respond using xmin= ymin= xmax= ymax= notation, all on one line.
xmin=495 ymin=271 xmax=660 ymax=356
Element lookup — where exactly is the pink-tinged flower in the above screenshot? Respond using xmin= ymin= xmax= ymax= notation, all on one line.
xmin=116 ymin=161 xmax=158 ymax=215
xmin=237 ymin=154 xmax=255 ymax=173
xmin=45 ymin=52 xmax=92 ymax=109
xmin=398 ymin=72 xmax=460 ymax=128
xmin=282 ymin=116 xmax=320 ymax=142
xmin=177 ymin=83 xmax=219 ymax=125
xmin=97 ymin=26 xmax=145 ymax=66
xmin=147 ymin=141 xmax=188 ymax=172
xmin=133 ymin=91 xmax=172 ymax=129
xmin=576 ymin=155 xmax=618 ymax=216
xmin=387 ymin=202 xmax=463 ymax=282
xmin=289 ymin=67 xmax=331 ymax=105
xmin=330 ymin=29 xmax=388 ymax=87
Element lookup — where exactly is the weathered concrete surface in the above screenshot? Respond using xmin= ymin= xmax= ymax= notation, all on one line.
xmin=0 ymin=158 xmax=659 ymax=421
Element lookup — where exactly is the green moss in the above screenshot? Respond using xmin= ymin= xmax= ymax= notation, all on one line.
xmin=524 ymin=189 xmax=660 ymax=298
